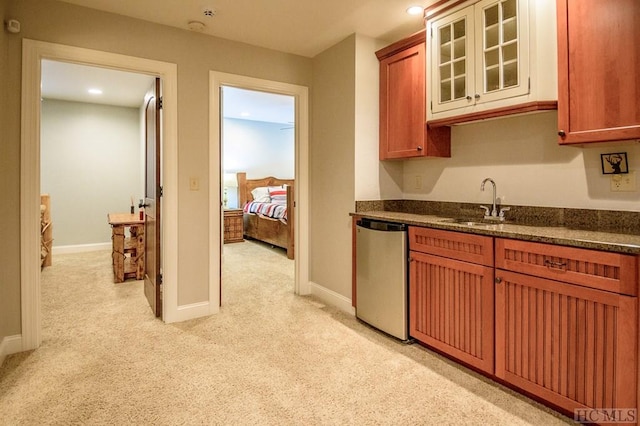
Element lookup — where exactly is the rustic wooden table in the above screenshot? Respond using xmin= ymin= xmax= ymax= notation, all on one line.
xmin=107 ymin=213 xmax=145 ymax=283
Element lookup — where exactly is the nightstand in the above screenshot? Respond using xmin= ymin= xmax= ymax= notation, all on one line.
xmin=223 ymin=209 xmax=244 ymax=243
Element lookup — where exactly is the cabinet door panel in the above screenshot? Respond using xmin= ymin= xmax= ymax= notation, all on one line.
xmin=410 ymin=251 xmax=494 ymax=374
xmin=495 ymin=269 xmax=637 ymax=412
xmin=380 ymin=43 xmax=426 ymax=159
xmin=557 ymin=0 xmax=640 ymax=144
xmin=431 ymin=7 xmax=475 ymax=114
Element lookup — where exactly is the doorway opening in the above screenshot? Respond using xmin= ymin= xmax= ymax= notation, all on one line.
xmin=220 ymin=86 xmax=296 ymax=304
xmin=20 ymin=40 xmax=179 ymax=351
xmin=39 ymin=59 xmax=157 ymax=321
xmin=209 ymin=72 xmax=310 ymax=312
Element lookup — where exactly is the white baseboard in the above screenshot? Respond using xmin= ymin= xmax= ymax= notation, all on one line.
xmin=0 ymin=335 xmax=23 ymax=367
xmin=308 ymin=281 xmax=356 ymax=316
xmin=53 ymin=242 xmax=111 ymax=255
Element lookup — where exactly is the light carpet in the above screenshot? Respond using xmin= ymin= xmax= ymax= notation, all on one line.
xmin=0 ymin=240 xmax=570 ymax=425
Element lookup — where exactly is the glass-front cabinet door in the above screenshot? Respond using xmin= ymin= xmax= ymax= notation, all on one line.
xmin=474 ymin=0 xmax=529 ymax=103
xmin=431 ymin=7 xmax=475 ymax=114
xmin=429 ymin=0 xmax=530 ymax=116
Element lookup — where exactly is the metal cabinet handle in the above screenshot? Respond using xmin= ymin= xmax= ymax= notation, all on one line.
xmin=466 ymin=95 xmax=472 ymax=101
xmin=474 ymin=94 xmax=480 ymax=99
xmin=544 ymin=259 xmax=567 ymax=269
xmin=416 ymin=145 xmax=423 ymax=151
xmin=495 ymin=277 xmax=502 ymax=284
xmin=558 ymin=130 xmax=566 ymax=137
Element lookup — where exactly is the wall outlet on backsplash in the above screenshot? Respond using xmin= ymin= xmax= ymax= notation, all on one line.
xmin=610 ymin=171 xmax=637 ymax=192
xmin=414 ymin=175 xmax=423 ymax=190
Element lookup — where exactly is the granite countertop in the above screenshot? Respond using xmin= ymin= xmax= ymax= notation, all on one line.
xmin=352 ymin=210 xmax=640 ymax=255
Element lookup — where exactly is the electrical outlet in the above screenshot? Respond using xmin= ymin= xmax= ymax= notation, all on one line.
xmin=610 ymin=171 xmax=637 ymax=192
xmin=189 ymin=177 xmax=199 ymax=191
xmin=414 ymin=175 xmax=423 ymax=190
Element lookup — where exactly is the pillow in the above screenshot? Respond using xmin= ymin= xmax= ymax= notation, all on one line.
xmin=268 ymin=186 xmax=287 ymax=205
xmin=250 ymin=186 xmax=271 ymax=203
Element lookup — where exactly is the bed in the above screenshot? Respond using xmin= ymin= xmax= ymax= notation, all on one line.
xmin=236 ymin=172 xmax=294 ymax=259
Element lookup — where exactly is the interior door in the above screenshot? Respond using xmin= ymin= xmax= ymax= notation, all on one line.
xmin=144 ymin=78 xmax=162 ymax=318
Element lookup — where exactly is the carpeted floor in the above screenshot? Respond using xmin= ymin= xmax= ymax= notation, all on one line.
xmin=0 ymin=240 xmax=571 ymax=425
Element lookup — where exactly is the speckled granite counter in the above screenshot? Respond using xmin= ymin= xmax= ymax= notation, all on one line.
xmin=351 ymin=210 xmax=640 ymax=255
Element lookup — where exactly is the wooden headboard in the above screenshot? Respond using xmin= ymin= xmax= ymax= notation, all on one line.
xmin=236 ymin=172 xmax=294 ymax=207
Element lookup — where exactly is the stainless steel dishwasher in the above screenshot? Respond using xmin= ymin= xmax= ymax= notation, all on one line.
xmin=355 ymin=218 xmax=409 ymax=341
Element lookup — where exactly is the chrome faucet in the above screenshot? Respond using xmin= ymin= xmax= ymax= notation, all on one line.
xmin=480 ymin=178 xmax=498 ymax=219
xmin=480 ymin=178 xmax=510 ymax=221
xmin=480 ymin=178 xmax=513 ymax=223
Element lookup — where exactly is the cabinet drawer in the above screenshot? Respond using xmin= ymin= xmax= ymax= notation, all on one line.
xmin=409 ymin=227 xmax=494 ymax=266
xmin=495 ymin=239 xmax=638 ymax=296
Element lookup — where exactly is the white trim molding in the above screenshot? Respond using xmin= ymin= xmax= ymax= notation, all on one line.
xmin=21 ymin=39 xmax=180 ymax=352
xmin=0 ymin=335 xmax=23 ymax=367
xmin=309 ymin=281 xmax=356 ymax=316
xmin=52 ymin=243 xmax=111 ymax=255
xmin=209 ymin=71 xmax=310 ymax=314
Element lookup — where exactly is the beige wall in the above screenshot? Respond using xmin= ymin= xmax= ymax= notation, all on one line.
xmin=310 ymin=35 xmax=356 ymax=299
xmin=2 ymin=0 xmax=313 ymax=335
xmin=2 ymin=0 xmax=22 ymax=342
xmin=402 ymin=112 xmax=640 ymax=211
xmin=354 ymin=34 xmax=403 ymax=201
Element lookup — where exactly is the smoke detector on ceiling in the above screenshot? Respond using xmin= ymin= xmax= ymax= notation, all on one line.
xmin=188 ymin=21 xmax=206 ymax=32
xmin=203 ymin=9 xmax=216 ymax=18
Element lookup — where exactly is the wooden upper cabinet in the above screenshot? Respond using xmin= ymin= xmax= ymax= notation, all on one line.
xmin=557 ymin=0 xmax=640 ymax=144
xmin=377 ymin=31 xmax=451 ymax=160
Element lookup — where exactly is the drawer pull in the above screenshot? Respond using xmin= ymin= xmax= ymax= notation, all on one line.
xmin=544 ymin=259 xmax=567 ymax=270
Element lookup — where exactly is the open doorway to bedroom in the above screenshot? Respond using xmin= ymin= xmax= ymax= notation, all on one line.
xmin=220 ymin=86 xmax=296 ymax=307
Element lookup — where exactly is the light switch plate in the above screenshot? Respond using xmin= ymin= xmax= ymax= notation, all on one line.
xmin=189 ymin=177 xmax=199 ymax=191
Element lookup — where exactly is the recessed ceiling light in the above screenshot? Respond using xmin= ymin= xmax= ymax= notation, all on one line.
xmin=88 ymin=88 xmax=102 ymax=95
xmin=406 ymin=5 xmax=423 ymax=16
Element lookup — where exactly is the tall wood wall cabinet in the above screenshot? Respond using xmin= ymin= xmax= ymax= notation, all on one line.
xmin=556 ymin=0 xmax=640 ymax=144
xmin=377 ymin=30 xmax=451 ymax=160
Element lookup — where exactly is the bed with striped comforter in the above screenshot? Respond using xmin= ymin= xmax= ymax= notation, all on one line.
xmin=243 ymin=201 xmax=287 ymax=222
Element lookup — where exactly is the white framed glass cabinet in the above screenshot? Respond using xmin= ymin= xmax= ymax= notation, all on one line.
xmin=427 ymin=0 xmax=555 ymax=122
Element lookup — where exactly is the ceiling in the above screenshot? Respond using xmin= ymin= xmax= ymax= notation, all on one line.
xmin=41 ymin=61 xmax=295 ymax=123
xmin=41 ymin=60 xmax=155 ymax=108
xmin=56 ymin=0 xmax=432 ymax=58
xmin=42 ymin=0 xmax=433 ymax=123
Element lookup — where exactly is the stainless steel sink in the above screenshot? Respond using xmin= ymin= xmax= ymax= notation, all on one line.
xmin=438 ymin=218 xmax=504 ymax=227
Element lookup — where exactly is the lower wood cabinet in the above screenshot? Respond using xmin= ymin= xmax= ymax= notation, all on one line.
xmin=495 ymin=238 xmax=638 ymax=418
xmin=407 ymin=227 xmax=640 ymax=423
xmin=410 ymin=251 xmax=495 ymax=374
xmin=409 ymin=227 xmax=495 ymax=374
xmin=494 ymin=269 xmax=638 ymax=414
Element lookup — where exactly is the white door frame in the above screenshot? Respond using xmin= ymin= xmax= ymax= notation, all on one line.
xmin=209 ymin=71 xmax=310 ymax=310
xmin=20 ymin=39 xmax=179 ymax=351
